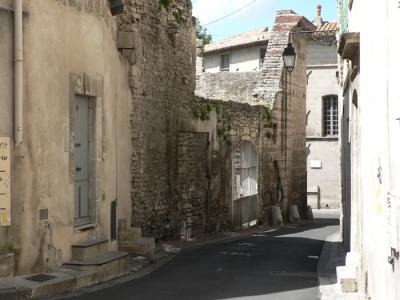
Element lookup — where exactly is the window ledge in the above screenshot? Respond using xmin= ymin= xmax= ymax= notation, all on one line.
xmin=306 ymin=136 xmax=339 ymax=141
xmin=74 ymin=223 xmax=97 ymax=232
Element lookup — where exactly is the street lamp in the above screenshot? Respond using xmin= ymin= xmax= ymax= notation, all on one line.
xmin=281 ymin=41 xmax=296 ymax=170
xmin=282 ymin=42 xmax=296 ymax=73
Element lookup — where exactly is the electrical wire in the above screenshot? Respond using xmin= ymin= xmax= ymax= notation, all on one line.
xmin=204 ymin=0 xmax=258 ymax=26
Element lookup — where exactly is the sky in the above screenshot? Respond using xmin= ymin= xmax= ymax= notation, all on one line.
xmin=192 ymin=0 xmax=337 ymax=41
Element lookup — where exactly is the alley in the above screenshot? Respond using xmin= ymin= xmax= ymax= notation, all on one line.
xmin=58 ymin=213 xmax=339 ymax=300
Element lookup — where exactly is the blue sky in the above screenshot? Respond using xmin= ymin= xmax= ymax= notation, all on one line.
xmin=192 ymin=0 xmax=337 ymax=41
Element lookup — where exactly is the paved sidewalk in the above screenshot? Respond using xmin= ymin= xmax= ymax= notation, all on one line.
xmin=317 ymin=230 xmax=364 ymax=300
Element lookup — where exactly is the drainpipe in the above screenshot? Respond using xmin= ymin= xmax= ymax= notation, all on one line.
xmin=14 ymin=0 xmax=23 ymax=145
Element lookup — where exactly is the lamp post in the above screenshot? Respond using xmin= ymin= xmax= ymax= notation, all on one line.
xmin=283 ymin=42 xmax=296 ymax=73
xmin=282 ymin=41 xmax=297 ymax=169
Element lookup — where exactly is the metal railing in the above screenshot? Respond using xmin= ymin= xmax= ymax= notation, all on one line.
xmin=232 ymin=194 xmax=258 ymax=229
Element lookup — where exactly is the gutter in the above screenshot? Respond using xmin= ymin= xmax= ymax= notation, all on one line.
xmin=14 ymin=0 xmax=23 ymax=145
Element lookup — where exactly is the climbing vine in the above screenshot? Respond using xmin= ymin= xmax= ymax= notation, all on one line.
xmin=159 ymin=0 xmax=173 ymax=10
xmin=192 ymin=102 xmax=232 ymax=145
xmin=262 ymin=106 xmax=274 ymax=139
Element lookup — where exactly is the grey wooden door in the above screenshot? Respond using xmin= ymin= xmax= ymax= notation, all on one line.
xmin=74 ymin=96 xmax=90 ymax=226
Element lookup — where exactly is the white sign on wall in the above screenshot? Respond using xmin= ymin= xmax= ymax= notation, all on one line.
xmin=310 ymin=160 xmax=322 ymax=169
xmin=0 ymin=137 xmax=11 ymax=226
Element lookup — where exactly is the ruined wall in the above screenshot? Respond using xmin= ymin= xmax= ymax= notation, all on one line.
xmin=196 ymin=72 xmax=259 ymax=103
xmin=117 ymin=0 xmax=196 ymax=239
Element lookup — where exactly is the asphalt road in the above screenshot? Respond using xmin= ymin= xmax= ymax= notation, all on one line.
xmin=61 ymin=213 xmax=339 ymax=300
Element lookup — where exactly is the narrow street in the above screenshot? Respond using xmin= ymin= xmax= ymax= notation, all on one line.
xmin=59 ymin=212 xmax=339 ymax=300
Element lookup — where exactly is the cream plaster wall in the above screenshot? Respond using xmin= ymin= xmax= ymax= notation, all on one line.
xmin=0 ymin=0 xmax=131 ymax=274
xmin=203 ymin=45 xmax=267 ymax=73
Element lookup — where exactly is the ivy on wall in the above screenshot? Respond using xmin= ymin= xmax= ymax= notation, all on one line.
xmin=192 ymin=102 xmax=275 ymax=145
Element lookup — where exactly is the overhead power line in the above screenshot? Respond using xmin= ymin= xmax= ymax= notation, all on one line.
xmin=204 ymin=0 xmax=258 ymax=26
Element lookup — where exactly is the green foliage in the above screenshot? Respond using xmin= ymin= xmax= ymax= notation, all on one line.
xmin=159 ymin=0 xmax=173 ymax=10
xmin=196 ymin=21 xmax=212 ymax=45
xmin=262 ymin=106 xmax=274 ymax=139
xmin=192 ymin=102 xmax=219 ymax=121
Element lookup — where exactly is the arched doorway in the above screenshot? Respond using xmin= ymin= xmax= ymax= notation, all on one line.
xmin=232 ymin=141 xmax=258 ymax=229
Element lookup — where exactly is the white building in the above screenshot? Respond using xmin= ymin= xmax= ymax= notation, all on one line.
xmin=306 ymin=7 xmax=341 ymax=209
xmin=338 ymin=0 xmax=400 ymax=299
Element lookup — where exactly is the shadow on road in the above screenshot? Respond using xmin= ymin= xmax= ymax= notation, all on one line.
xmin=59 ymin=216 xmax=340 ymax=300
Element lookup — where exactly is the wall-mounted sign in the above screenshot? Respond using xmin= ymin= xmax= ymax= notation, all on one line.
xmin=310 ymin=160 xmax=322 ymax=169
xmin=0 ymin=137 xmax=11 ymax=226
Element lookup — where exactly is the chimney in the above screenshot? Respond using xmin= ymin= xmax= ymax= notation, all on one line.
xmin=313 ymin=4 xmax=323 ymax=27
xmin=317 ymin=4 xmax=322 ymax=17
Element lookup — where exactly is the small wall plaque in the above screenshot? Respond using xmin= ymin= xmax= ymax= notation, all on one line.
xmin=310 ymin=160 xmax=322 ymax=169
xmin=0 ymin=137 xmax=11 ymax=226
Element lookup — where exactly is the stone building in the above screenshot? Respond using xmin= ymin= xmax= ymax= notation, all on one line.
xmin=305 ymin=6 xmax=341 ymax=209
xmin=0 ymin=0 xmax=312 ymax=291
xmin=337 ymin=0 xmax=400 ymax=299
xmin=195 ymin=10 xmax=315 ymax=231
xmin=0 ymin=0 xmax=134 ymax=280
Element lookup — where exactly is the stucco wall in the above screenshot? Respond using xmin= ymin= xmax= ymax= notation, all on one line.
xmin=0 ymin=0 xmax=131 ymax=275
xmin=305 ymin=39 xmax=340 ymax=209
xmin=203 ymin=45 xmax=268 ymax=73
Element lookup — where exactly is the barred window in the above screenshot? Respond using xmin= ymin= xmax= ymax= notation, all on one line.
xmin=232 ymin=141 xmax=258 ymax=200
xmin=323 ymin=95 xmax=339 ymax=136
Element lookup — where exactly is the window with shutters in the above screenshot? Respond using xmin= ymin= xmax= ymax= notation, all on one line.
xmin=322 ymin=95 xmax=339 ymax=136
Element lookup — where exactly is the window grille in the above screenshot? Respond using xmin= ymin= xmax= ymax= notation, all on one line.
xmin=323 ymin=95 xmax=339 ymax=136
xmin=238 ymin=142 xmax=258 ymax=197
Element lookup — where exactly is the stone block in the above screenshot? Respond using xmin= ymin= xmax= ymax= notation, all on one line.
xmin=0 ymin=253 xmax=14 ymax=277
xmin=119 ymin=237 xmax=155 ymax=257
xmin=122 ymin=49 xmax=137 ymax=65
xmin=288 ymin=205 xmax=301 ymax=224
xmin=117 ymin=31 xmax=137 ymax=49
xmin=271 ymin=206 xmax=283 ymax=226
xmin=71 ymin=239 xmax=108 ymax=261
xmin=305 ymin=205 xmax=314 ymax=221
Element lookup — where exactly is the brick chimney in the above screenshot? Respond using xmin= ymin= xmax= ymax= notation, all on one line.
xmin=272 ymin=10 xmax=302 ymax=31
xmin=313 ymin=4 xmax=323 ymax=27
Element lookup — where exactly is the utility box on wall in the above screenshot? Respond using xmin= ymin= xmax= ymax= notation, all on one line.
xmin=0 ymin=137 xmax=11 ymax=226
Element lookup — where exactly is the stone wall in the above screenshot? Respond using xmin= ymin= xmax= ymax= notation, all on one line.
xmin=196 ymin=72 xmax=259 ymax=103
xmin=117 ymin=0 xmax=196 ymax=239
xmin=177 ymin=132 xmax=209 ymax=238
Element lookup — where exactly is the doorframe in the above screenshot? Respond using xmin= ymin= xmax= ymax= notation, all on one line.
xmin=69 ymin=72 xmax=104 ymax=228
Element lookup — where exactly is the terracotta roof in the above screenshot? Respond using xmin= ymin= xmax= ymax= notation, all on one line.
xmin=204 ymin=27 xmax=271 ymax=54
xmin=316 ymin=22 xmax=338 ymax=32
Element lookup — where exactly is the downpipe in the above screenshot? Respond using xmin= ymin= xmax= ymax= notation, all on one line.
xmin=14 ymin=0 xmax=23 ymax=145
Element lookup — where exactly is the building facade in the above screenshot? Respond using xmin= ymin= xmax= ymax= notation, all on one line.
xmin=0 ymin=0 xmax=133 ymax=277
xmin=338 ymin=0 xmax=400 ymax=299
xmin=0 ymin=1 xmax=312 ymax=289
xmin=196 ymin=10 xmax=315 ymax=228
xmin=306 ymin=8 xmax=341 ymax=209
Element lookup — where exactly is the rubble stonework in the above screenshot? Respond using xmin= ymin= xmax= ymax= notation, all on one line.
xmin=117 ymin=0 xmax=196 ymax=238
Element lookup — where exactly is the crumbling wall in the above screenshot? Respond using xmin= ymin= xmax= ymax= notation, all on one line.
xmin=117 ymin=0 xmax=196 ymax=239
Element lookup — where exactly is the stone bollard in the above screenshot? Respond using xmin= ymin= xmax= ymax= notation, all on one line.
xmin=305 ymin=205 xmax=314 ymax=221
xmin=289 ymin=205 xmax=301 ymax=224
xmin=271 ymin=206 xmax=283 ymax=226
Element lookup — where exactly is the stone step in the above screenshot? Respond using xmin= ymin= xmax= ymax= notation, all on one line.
xmin=71 ymin=238 xmax=108 ymax=261
xmin=64 ymin=251 xmax=129 ymax=283
xmin=118 ymin=227 xmax=142 ymax=244
xmin=337 ymin=265 xmax=358 ymax=293
xmin=119 ymin=237 xmax=155 ymax=257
